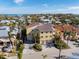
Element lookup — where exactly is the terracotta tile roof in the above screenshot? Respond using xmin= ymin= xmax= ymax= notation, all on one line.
xmin=75 ymin=28 xmax=79 ymax=34
xmin=54 ymin=24 xmax=64 ymax=32
xmin=63 ymin=24 xmax=75 ymax=32
xmin=55 ymin=24 xmax=76 ymax=32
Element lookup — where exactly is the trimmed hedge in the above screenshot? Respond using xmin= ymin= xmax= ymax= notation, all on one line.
xmin=33 ymin=44 xmax=42 ymax=51
xmin=0 ymin=56 xmax=6 ymax=59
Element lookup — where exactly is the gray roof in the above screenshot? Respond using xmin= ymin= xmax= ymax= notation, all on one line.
xmin=0 ymin=26 xmax=10 ymax=31
xmin=36 ymin=24 xmax=53 ymax=32
xmin=0 ymin=26 xmax=9 ymax=38
xmin=0 ymin=20 xmax=10 ymax=23
xmin=0 ymin=29 xmax=8 ymax=38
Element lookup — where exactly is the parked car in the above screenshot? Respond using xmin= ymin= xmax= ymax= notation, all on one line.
xmin=2 ymin=45 xmax=12 ymax=52
xmin=75 ymin=40 xmax=79 ymax=43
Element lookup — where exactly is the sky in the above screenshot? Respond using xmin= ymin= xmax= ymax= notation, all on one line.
xmin=0 ymin=0 xmax=79 ymax=14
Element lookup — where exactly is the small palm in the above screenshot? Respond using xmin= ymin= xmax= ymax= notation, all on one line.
xmin=42 ymin=54 xmax=47 ymax=59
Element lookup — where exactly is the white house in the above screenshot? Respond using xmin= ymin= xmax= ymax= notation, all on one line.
xmin=40 ymin=19 xmax=52 ymax=24
xmin=0 ymin=20 xmax=10 ymax=24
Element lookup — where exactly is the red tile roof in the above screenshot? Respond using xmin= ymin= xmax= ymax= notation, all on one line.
xmin=75 ymin=28 xmax=79 ymax=33
xmin=55 ymin=24 xmax=76 ymax=32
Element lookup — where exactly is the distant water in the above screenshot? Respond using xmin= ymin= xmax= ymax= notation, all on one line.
xmin=0 ymin=14 xmax=24 ymax=16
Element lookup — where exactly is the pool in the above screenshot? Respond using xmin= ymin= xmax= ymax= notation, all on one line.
xmin=67 ymin=53 xmax=79 ymax=59
xmin=67 ymin=56 xmax=79 ymax=59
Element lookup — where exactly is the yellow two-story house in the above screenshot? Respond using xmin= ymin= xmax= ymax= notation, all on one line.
xmin=32 ymin=24 xmax=55 ymax=44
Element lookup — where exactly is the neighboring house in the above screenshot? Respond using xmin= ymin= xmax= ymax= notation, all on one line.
xmin=0 ymin=27 xmax=10 ymax=49
xmin=76 ymin=33 xmax=79 ymax=39
xmin=0 ymin=26 xmax=16 ymax=52
xmin=27 ymin=18 xmax=32 ymax=24
xmin=10 ymin=20 xmax=16 ymax=23
xmin=54 ymin=24 xmax=79 ymax=40
xmin=55 ymin=21 xmax=61 ymax=24
xmin=75 ymin=28 xmax=79 ymax=39
xmin=32 ymin=24 xmax=55 ymax=44
xmin=0 ymin=20 xmax=10 ymax=25
xmin=27 ymin=16 xmax=32 ymax=23
xmin=65 ymin=19 xmax=72 ymax=23
xmin=0 ymin=20 xmax=16 ymax=26
xmin=0 ymin=28 xmax=8 ymax=38
xmin=51 ymin=18 xmax=56 ymax=22
xmin=19 ymin=16 xmax=25 ymax=22
xmin=40 ymin=19 xmax=52 ymax=24
xmin=10 ymin=29 xmax=18 ymax=35
xmin=55 ymin=24 xmax=76 ymax=33
xmin=0 ymin=26 xmax=10 ymax=31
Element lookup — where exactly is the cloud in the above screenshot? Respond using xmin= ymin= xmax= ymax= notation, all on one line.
xmin=0 ymin=5 xmax=79 ymax=14
xmin=42 ymin=4 xmax=48 ymax=8
xmin=14 ymin=0 xmax=24 ymax=4
xmin=68 ymin=6 xmax=79 ymax=10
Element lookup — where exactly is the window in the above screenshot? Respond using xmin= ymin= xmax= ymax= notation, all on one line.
xmin=50 ymin=36 xmax=52 ymax=37
xmin=46 ymin=36 xmax=48 ymax=38
xmin=0 ymin=42 xmax=3 ymax=45
xmin=41 ymin=32 xmax=43 ymax=34
xmin=41 ymin=36 xmax=43 ymax=38
xmin=50 ymin=31 xmax=52 ymax=33
xmin=46 ymin=32 xmax=48 ymax=33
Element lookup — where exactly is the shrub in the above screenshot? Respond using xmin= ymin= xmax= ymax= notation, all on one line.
xmin=54 ymin=35 xmax=69 ymax=49
xmin=0 ymin=55 xmax=6 ymax=59
xmin=70 ymin=38 xmax=77 ymax=41
xmin=54 ymin=39 xmax=69 ymax=49
xmin=33 ymin=44 xmax=42 ymax=51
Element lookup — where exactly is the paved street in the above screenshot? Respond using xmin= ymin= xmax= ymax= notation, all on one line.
xmin=8 ymin=44 xmax=79 ymax=59
xmin=8 ymin=44 xmax=59 ymax=59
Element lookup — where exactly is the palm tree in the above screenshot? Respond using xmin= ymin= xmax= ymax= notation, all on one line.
xmin=18 ymin=17 xmax=26 ymax=41
xmin=21 ymin=28 xmax=27 ymax=43
xmin=58 ymin=40 xmax=62 ymax=59
xmin=8 ymin=31 xmax=13 ymax=47
xmin=17 ymin=40 xmax=24 ymax=59
xmin=42 ymin=54 xmax=47 ymax=59
xmin=54 ymin=35 xmax=63 ymax=59
xmin=64 ymin=31 xmax=71 ymax=45
xmin=71 ymin=32 xmax=77 ymax=41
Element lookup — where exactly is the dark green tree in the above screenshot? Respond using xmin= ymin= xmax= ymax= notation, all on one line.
xmin=32 ymin=29 xmax=40 ymax=44
xmin=21 ymin=28 xmax=27 ymax=43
